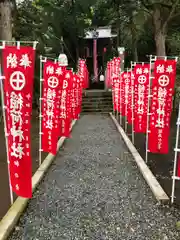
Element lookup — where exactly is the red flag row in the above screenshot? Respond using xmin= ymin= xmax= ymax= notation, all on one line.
xmin=1 ymin=46 xmax=86 ymax=199
xmin=41 ymin=61 xmax=83 ymax=155
xmin=110 ymin=59 xmax=177 ymax=154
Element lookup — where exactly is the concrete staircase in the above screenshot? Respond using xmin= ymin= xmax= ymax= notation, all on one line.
xmin=82 ymin=90 xmax=113 ymax=113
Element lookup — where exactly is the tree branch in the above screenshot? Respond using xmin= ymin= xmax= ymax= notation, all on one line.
xmin=160 ymin=3 xmax=172 ymax=8
xmin=141 ymin=0 xmax=175 ymax=10
xmin=166 ymin=11 xmax=180 ymax=22
xmin=141 ymin=7 xmax=153 ymax=16
xmin=140 ymin=0 xmax=153 ymax=9
xmin=162 ymin=0 xmax=180 ymax=30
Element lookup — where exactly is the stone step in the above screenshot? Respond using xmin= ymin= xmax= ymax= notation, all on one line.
xmin=82 ymin=90 xmax=112 ymax=113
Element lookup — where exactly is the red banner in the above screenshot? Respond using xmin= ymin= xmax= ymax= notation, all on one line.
xmin=105 ymin=58 xmax=120 ymax=89
xmin=71 ymin=73 xmax=82 ymax=120
xmin=76 ymin=75 xmax=83 ymax=118
xmin=134 ymin=64 xmax=150 ymax=132
xmin=120 ymin=72 xmax=126 ymax=116
xmin=112 ymin=58 xmax=121 ymax=109
xmin=59 ymin=70 xmax=73 ymax=137
xmin=109 ymin=62 xmax=113 ymax=87
xmin=71 ymin=73 xmax=77 ymax=119
xmin=177 ymin=154 xmax=180 ymax=177
xmin=121 ymin=71 xmax=130 ymax=117
xmin=127 ymin=71 xmax=135 ymax=124
xmin=148 ymin=59 xmax=177 ymax=153
xmin=113 ymin=57 xmax=121 ymax=76
xmin=112 ymin=77 xmax=120 ymax=111
xmin=3 ymin=46 xmax=35 ymax=198
xmin=42 ymin=61 xmax=63 ymax=155
xmin=78 ymin=59 xmax=89 ymax=89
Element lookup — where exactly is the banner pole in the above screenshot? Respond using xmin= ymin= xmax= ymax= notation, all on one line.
xmin=39 ymin=56 xmax=46 ymax=166
xmin=147 ymin=54 xmax=177 ymax=59
xmin=41 ymin=56 xmax=56 ymax=61
xmin=0 ymin=70 xmax=14 ymax=205
xmin=171 ymin=102 xmax=180 ymax=204
xmin=131 ymin=62 xmax=135 ymax=144
xmin=145 ymin=55 xmax=154 ymax=163
xmin=171 ymin=57 xmax=179 ymax=204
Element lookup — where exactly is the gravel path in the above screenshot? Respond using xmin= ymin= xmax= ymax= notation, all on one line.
xmin=10 ymin=114 xmax=180 ymax=240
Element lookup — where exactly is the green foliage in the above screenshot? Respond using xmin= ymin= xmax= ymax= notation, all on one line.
xmin=14 ymin=0 xmax=95 ymax=61
xmin=176 ymin=221 xmax=180 ymax=230
xmin=13 ymin=0 xmax=97 ymax=98
xmin=13 ymin=0 xmax=180 ymax=66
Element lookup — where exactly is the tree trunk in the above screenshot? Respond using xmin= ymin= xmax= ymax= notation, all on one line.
xmin=119 ymin=52 xmax=125 ymax=71
xmin=133 ymin=42 xmax=138 ymax=62
xmin=154 ymin=29 xmax=166 ymax=56
xmin=131 ymin=22 xmax=138 ymax=62
xmin=153 ymin=6 xmax=166 ymax=56
xmin=116 ymin=26 xmax=120 ymax=48
xmin=0 ymin=0 xmax=12 ymax=40
xmin=75 ymin=45 xmax=79 ymax=62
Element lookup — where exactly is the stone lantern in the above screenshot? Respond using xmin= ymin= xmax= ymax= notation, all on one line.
xmin=58 ymin=53 xmax=68 ymax=66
